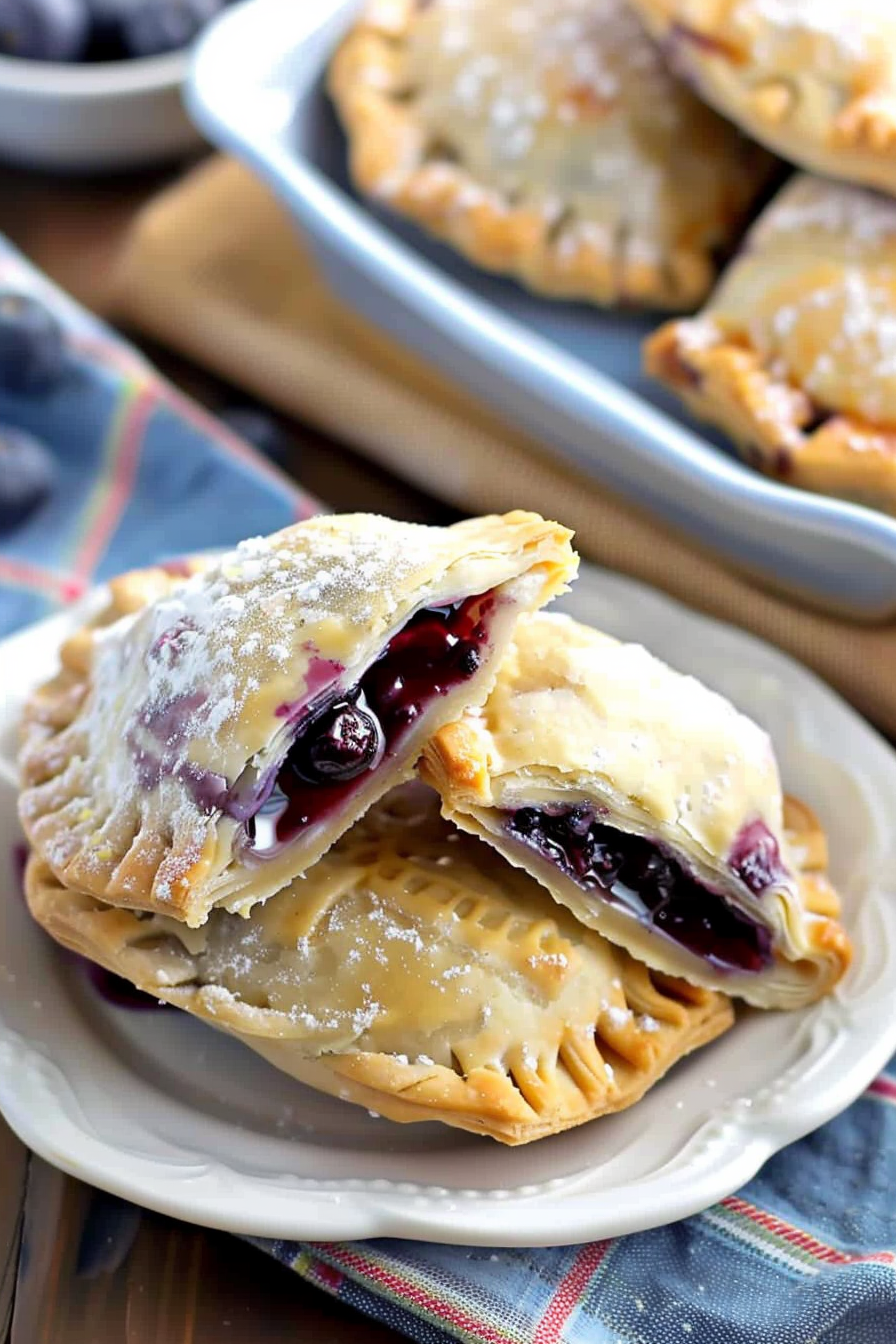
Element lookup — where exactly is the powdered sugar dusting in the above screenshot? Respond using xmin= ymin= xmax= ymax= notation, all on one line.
xmin=737 ymin=0 xmax=887 ymax=63
xmin=756 ymin=177 xmax=896 ymax=250
xmin=68 ymin=516 xmax=468 ymax=900
xmin=406 ymin=0 xmax=685 ymax=200
xmin=746 ymin=179 xmax=896 ymax=425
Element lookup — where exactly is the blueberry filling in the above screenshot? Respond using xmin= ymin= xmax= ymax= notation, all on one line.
xmin=245 ymin=591 xmax=495 ymax=853
xmin=728 ymin=818 xmax=785 ymax=896
xmin=506 ymin=806 xmax=773 ymax=974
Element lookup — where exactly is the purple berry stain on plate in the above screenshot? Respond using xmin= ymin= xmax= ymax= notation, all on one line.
xmin=10 ymin=845 xmax=166 ymax=1009
xmin=11 ymin=842 xmax=29 ymax=896
xmin=84 ymin=963 xmax=169 ymax=1012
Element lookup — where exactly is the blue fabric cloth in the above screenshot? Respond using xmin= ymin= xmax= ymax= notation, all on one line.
xmin=3 ymin=235 xmax=895 ymax=1344
xmin=0 ymin=239 xmax=308 ymax=632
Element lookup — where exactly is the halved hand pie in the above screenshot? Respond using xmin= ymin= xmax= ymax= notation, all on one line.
xmin=18 ymin=512 xmax=576 ymax=927
xmin=422 ymin=613 xmax=851 ymax=1009
xmin=645 ymin=174 xmax=896 ymax=515
xmin=629 ymin=0 xmax=896 ymax=196
xmin=329 ymin=0 xmax=776 ymax=309
xmin=24 ymin=786 xmax=733 ymax=1144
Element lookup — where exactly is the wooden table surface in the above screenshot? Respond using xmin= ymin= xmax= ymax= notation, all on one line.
xmin=0 ymin=161 xmax=453 ymax=1344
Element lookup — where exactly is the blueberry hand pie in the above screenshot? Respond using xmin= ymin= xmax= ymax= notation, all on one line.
xmin=18 ymin=513 xmax=576 ymax=927
xmin=329 ymin=0 xmax=776 ymax=309
xmin=422 ymin=613 xmax=851 ymax=1009
xmin=629 ymin=0 xmax=896 ymax=196
xmin=24 ymin=787 xmax=734 ymax=1144
xmin=645 ymin=174 xmax=896 ymax=514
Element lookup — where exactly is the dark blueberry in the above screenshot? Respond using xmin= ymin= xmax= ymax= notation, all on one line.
xmin=455 ymin=642 xmax=481 ymax=677
xmin=588 ymin=842 xmax=624 ymax=886
xmin=118 ymin=0 xmax=224 ymax=57
xmin=0 ymin=293 xmax=67 ymax=392
xmin=0 ymin=427 xmax=56 ymax=529
xmin=0 ymin=0 xmax=89 ymax=61
xmin=217 ymin=404 xmax=292 ymax=468
xmin=298 ymin=700 xmax=383 ymax=782
xmin=563 ymin=804 xmax=594 ymax=837
xmin=510 ymin=808 xmax=539 ymax=837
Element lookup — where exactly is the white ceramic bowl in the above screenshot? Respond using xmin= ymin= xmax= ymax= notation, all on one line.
xmin=0 ymin=48 xmax=203 ymax=172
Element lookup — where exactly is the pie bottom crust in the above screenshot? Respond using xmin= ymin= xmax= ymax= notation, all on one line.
xmin=645 ymin=320 xmax=896 ymax=515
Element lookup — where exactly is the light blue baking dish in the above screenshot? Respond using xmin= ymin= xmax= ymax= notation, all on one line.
xmin=188 ymin=0 xmax=896 ymax=619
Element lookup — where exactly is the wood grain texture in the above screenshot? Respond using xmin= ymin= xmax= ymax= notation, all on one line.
xmin=11 ymin=1160 xmax=400 ymax=1344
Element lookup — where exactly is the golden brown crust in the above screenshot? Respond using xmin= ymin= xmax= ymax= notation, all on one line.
xmin=329 ymin=0 xmax=776 ymax=310
xmin=251 ymin=966 xmax=733 ymax=1144
xmin=645 ymin=320 xmax=896 ymax=514
xmin=629 ymin=0 xmax=896 ymax=196
xmin=24 ymin=788 xmax=734 ymax=1146
xmin=645 ymin=174 xmax=896 ymax=516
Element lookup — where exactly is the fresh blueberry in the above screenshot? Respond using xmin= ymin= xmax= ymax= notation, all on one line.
xmin=120 ymin=0 xmax=223 ymax=57
xmin=217 ymin=405 xmax=292 ymax=468
xmin=0 ymin=293 xmax=67 ymax=392
xmin=510 ymin=808 xmax=538 ymax=837
xmin=0 ymin=0 xmax=90 ymax=61
xmin=455 ymin=641 xmax=481 ymax=676
xmin=0 ymin=427 xmax=56 ymax=529
xmin=295 ymin=700 xmax=383 ymax=782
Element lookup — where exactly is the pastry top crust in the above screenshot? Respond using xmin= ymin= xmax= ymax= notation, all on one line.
xmin=629 ymin=0 xmax=896 ymax=195
xmin=25 ymin=785 xmax=734 ymax=1144
xmin=18 ymin=512 xmax=575 ymax=927
xmin=422 ymin=613 xmax=851 ymax=1007
xmin=644 ymin=175 xmax=896 ymax=514
xmin=329 ymin=0 xmax=776 ymax=309
xmin=425 ymin=611 xmax=784 ymax=866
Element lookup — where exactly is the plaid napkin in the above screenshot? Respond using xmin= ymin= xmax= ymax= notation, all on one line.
xmin=3 ymin=238 xmax=896 ymax=1344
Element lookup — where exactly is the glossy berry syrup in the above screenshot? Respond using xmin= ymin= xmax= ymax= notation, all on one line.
xmin=246 ymin=592 xmax=494 ymax=853
xmin=506 ymin=806 xmax=773 ymax=974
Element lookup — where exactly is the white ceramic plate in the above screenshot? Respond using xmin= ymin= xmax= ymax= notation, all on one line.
xmin=1 ymin=566 xmax=895 ymax=1248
